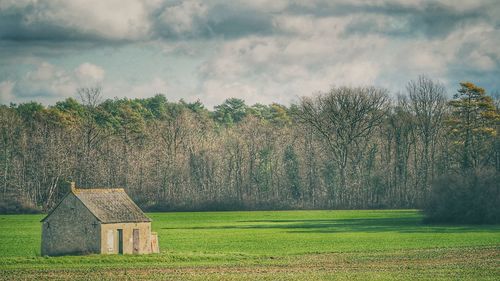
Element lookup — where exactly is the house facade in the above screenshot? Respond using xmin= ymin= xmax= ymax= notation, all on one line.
xmin=41 ymin=183 xmax=159 ymax=256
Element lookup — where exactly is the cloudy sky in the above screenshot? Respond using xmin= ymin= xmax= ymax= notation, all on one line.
xmin=1 ymin=0 xmax=499 ymax=107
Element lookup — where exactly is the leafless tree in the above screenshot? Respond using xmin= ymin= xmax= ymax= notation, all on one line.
xmin=297 ymin=87 xmax=389 ymax=207
xmin=406 ymin=76 xmax=447 ymax=197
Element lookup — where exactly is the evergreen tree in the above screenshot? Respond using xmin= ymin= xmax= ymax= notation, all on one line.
xmin=448 ymin=82 xmax=499 ymax=170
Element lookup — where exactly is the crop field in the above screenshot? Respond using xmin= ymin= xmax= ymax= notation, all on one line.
xmin=0 ymin=210 xmax=499 ymax=280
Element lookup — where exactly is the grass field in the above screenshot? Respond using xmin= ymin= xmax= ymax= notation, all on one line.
xmin=0 ymin=210 xmax=499 ymax=280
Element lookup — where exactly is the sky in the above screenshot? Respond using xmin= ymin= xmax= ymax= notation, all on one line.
xmin=0 ymin=0 xmax=499 ymax=108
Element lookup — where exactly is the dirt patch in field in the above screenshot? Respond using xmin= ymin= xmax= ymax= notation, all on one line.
xmin=2 ymin=247 xmax=499 ymax=281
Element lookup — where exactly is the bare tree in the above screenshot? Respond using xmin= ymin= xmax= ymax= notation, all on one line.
xmin=78 ymin=87 xmax=102 ymax=109
xmin=76 ymin=87 xmax=106 ymax=186
xmin=406 ymin=76 xmax=446 ymax=197
xmin=3 ymin=79 xmax=497 ymax=213
xmin=297 ymin=86 xmax=389 ymax=207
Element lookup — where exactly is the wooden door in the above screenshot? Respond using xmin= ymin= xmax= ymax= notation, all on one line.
xmin=133 ymin=229 xmax=139 ymax=254
xmin=117 ymin=229 xmax=123 ymax=254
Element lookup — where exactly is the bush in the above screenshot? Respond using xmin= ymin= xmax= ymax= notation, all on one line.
xmin=423 ymin=169 xmax=500 ymax=224
xmin=0 ymin=197 xmax=42 ymax=214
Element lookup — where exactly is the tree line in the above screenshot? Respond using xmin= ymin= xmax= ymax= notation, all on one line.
xmin=0 ymin=76 xmax=498 ymax=213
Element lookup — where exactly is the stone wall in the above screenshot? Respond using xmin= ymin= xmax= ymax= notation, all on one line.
xmin=100 ymin=222 xmax=152 ymax=254
xmin=41 ymin=193 xmax=100 ymax=256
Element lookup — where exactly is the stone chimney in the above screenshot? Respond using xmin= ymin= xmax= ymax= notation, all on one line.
xmin=70 ymin=181 xmax=76 ymax=192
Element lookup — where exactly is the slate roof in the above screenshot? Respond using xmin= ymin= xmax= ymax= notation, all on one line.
xmin=42 ymin=187 xmax=151 ymax=223
xmin=74 ymin=188 xmax=151 ymax=223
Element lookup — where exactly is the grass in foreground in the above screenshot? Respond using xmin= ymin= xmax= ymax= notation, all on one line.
xmin=0 ymin=210 xmax=499 ymax=280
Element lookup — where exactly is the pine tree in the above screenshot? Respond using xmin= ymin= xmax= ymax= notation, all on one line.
xmin=447 ymin=82 xmax=499 ymax=170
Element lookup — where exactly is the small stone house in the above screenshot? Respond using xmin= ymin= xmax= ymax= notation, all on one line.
xmin=41 ymin=183 xmax=159 ymax=256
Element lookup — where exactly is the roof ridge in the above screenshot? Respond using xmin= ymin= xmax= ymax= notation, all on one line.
xmin=73 ymin=187 xmax=125 ymax=193
xmin=71 ymin=187 xmax=151 ymax=223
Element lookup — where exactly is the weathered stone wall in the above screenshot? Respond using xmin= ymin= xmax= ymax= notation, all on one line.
xmin=41 ymin=193 xmax=100 ymax=256
xmin=100 ymin=222 xmax=152 ymax=254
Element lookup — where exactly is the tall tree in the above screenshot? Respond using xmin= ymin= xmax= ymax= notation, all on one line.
xmin=297 ymin=87 xmax=389 ymax=207
xmin=448 ymin=82 xmax=499 ymax=170
xmin=406 ymin=76 xmax=447 ymax=196
xmin=76 ymin=87 xmax=107 ymax=186
xmin=214 ymin=98 xmax=248 ymax=125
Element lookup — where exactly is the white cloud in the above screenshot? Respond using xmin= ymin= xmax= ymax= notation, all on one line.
xmin=1 ymin=0 xmax=498 ymax=106
xmin=75 ymin=63 xmax=105 ymax=83
xmin=20 ymin=62 xmax=76 ymax=101
xmin=242 ymin=0 xmax=289 ymax=13
xmin=159 ymin=0 xmax=207 ymax=34
xmin=194 ymin=22 xmax=389 ymax=106
xmin=0 ymin=80 xmax=15 ymax=104
xmin=468 ymin=51 xmax=495 ymax=71
xmin=2 ymin=61 xmax=109 ymax=104
xmin=273 ymin=15 xmax=316 ymax=36
xmin=0 ymin=0 xmax=35 ymax=10
xmin=192 ymin=4 xmax=494 ymax=105
xmin=26 ymin=62 xmax=59 ymax=81
xmin=8 ymin=0 xmax=153 ymax=40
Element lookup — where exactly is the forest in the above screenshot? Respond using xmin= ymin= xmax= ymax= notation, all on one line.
xmin=0 ymin=76 xmax=498 ymax=214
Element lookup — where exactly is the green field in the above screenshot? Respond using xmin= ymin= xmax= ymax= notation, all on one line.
xmin=0 ymin=210 xmax=499 ymax=280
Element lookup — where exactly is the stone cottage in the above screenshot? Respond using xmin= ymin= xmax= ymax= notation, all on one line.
xmin=41 ymin=183 xmax=159 ymax=256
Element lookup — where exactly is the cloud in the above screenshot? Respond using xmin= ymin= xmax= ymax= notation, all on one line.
xmin=1 ymin=0 xmax=497 ymax=42
xmin=0 ymin=0 xmax=279 ymax=42
xmin=75 ymin=63 xmax=105 ymax=83
xmin=339 ymin=1 xmax=486 ymax=39
xmin=0 ymin=0 xmax=154 ymax=42
xmin=13 ymin=62 xmax=76 ymax=103
xmin=0 ymin=0 xmax=499 ymax=106
xmin=194 ymin=31 xmax=386 ymax=106
xmin=0 ymin=80 xmax=15 ymax=104
xmin=158 ymin=0 xmax=208 ymax=35
xmin=3 ymin=62 xmax=106 ymax=104
xmin=193 ymin=3 xmax=499 ymax=106
xmin=154 ymin=1 xmax=277 ymax=39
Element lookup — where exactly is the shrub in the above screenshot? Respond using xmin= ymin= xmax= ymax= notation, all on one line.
xmin=423 ymin=169 xmax=500 ymax=224
xmin=0 ymin=197 xmax=42 ymax=214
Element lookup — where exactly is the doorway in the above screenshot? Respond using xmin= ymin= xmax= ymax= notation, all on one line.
xmin=117 ymin=229 xmax=123 ymax=254
xmin=133 ymin=229 xmax=139 ymax=254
